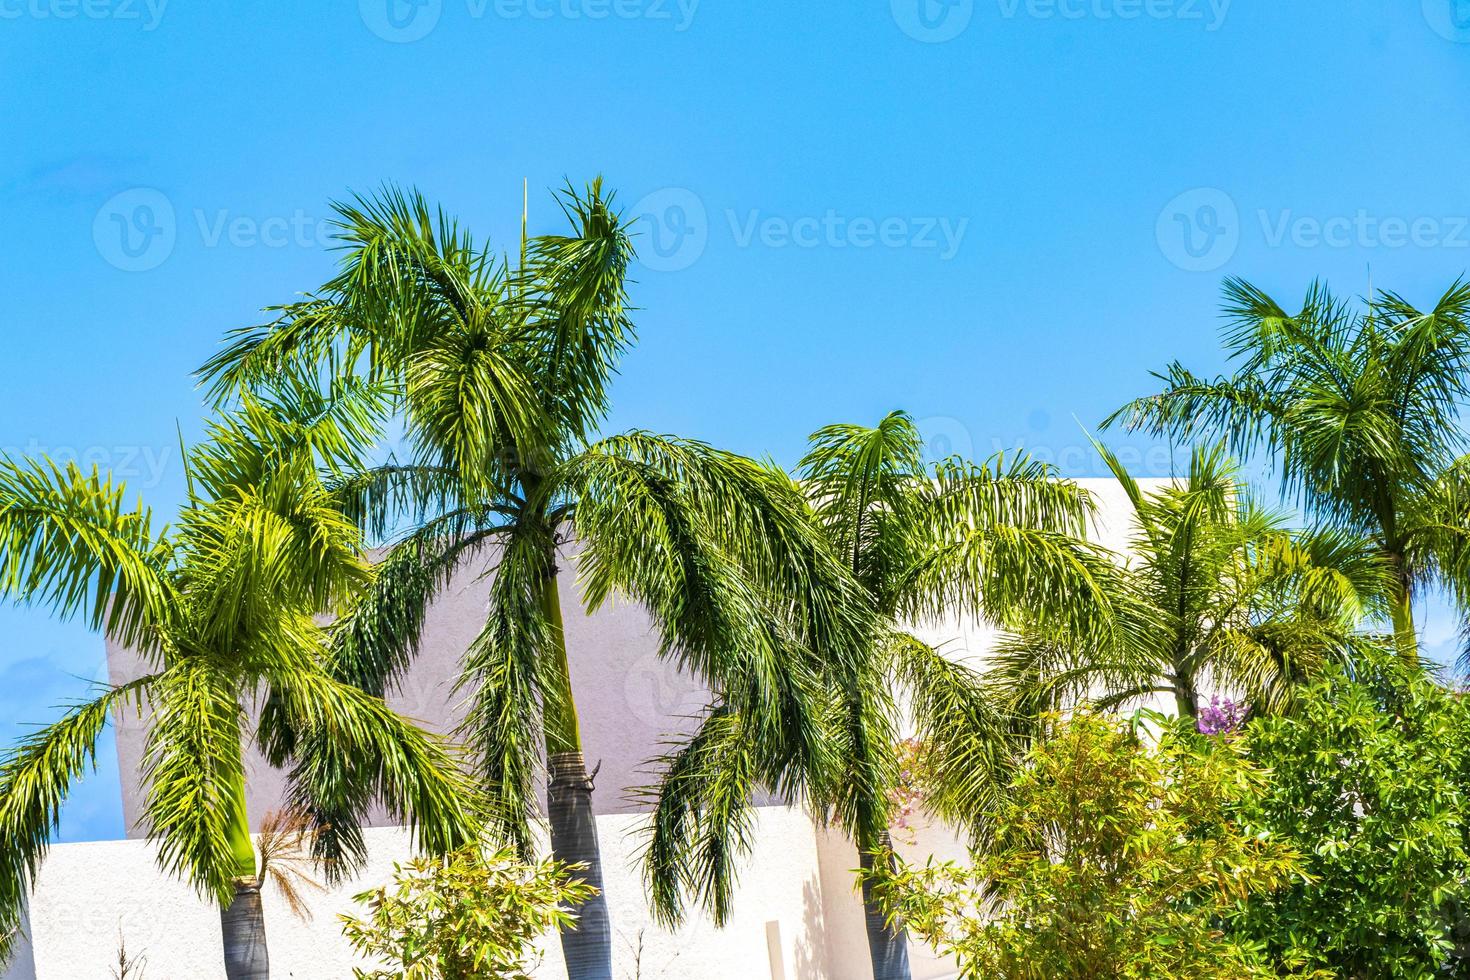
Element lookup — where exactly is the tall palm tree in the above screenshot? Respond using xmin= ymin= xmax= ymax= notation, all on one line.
xmin=199 ymin=181 xmax=878 ymax=980
xmin=644 ymin=411 xmax=1134 ymax=980
xmin=1105 ymin=278 xmax=1470 ymax=658
xmin=0 ymin=380 xmax=483 ymax=979
xmin=992 ymin=442 xmax=1387 ymax=721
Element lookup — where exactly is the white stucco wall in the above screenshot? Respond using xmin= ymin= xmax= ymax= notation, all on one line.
xmin=9 ymin=807 xmax=831 ymax=980
xmin=29 ymin=478 xmax=1153 ymax=980
xmin=1 ymin=908 xmax=34 ymax=980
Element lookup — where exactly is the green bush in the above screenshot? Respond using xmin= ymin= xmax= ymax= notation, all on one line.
xmin=1235 ymin=653 xmax=1470 ymax=979
xmin=340 ymin=846 xmax=596 ymax=980
xmin=868 ymin=711 xmax=1313 ymax=979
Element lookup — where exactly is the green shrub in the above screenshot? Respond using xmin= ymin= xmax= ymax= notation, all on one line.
xmin=1236 ymin=653 xmax=1470 ymax=979
xmin=868 ymin=711 xmax=1313 ymax=979
xmin=340 ymin=846 xmax=596 ymax=980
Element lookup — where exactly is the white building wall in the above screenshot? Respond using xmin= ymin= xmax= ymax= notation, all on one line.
xmin=1 ymin=907 xmax=34 ymax=980
xmin=13 ymin=809 xmax=831 ymax=980
xmin=6 ymin=479 xmax=1152 ymax=979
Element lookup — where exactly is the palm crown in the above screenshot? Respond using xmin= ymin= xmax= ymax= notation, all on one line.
xmin=992 ymin=442 xmax=1388 ymax=725
xmin=199 ymin=180 xmax=881 ymax=979
xmin=642 ymin=411 xmax=1135 ymax=980
xmin=0 ymin=379 xmax=482 ymax=966
xmin=795 ymin=411 xmax=1135 ymax=829
xmin=1106 ymin=278 xmax=1470 ymax=655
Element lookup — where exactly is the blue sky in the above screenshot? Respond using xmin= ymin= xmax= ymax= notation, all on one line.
xmin=2 ymin=1 xmax=1469 ymax=841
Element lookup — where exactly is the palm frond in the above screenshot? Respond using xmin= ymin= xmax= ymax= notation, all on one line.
xmin=1107 ymin=277 xmax=1470 ymax=637
xmin=820 ymin=658 xmax=899 ymax=850
xmin=891 ymin=636 xmax=1019 ymax=841
xmin=325 ymin=514 xmax=503 ymax=699
xmin=268 ymin=664 xmax=484 ymax=883
xmin=1101 ymin=362 xmax=1281 ymax=459
xmin=328 ymin=463 xmax=465 ymax=542
xmin=568 ymin=432 xmax=877 ymax=682
xmin=0 ymin=676 xmax=156 ymax=963
xmin=902 ymin=522 xmax=1133 ymax=646
xmin=197 ymin=298 xmax=363 ymax=406
xmin=0 ymin=458 xmax=174 ymax=652
xmin=639 ymin=704 xmax=760 ymax=928
xmin=515 ymin=177 xmax=638 ymax=445
xmin=454 ymin=542 xmax=557 ymax=860
xmin=798 ymin=411 xmax=926 ymax=599
xmin=142 ymin=658 xmax=253 ymax=905
xmin=255 ymin=809 xmax=327 ymax=921
xmin=992 ymin=445 xmax=1384 ymax=723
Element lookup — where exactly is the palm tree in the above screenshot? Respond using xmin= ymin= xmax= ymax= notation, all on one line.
xmin=0 ymin=380 xmax=483 ymax=979
xmin=1105 ymin=278 xmax=1470 ymax=658
xmin=992 ymin=442 xmax=1387 ymax=722
xmin=198 ymin=181 xmax=878 ymax=980
xmin=644 ymin=411 xmax=1133 ymax=980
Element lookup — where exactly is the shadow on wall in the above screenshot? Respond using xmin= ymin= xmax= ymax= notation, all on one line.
xmin=794 ymin=876 xmax=828 ymax=979
xmin=1 ymin=906 xmax=35 ymax=980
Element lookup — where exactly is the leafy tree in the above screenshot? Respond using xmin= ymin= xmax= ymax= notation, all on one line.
xmin=644 ymin=411 xmax=1132 ymax=980
xmin=0 ymin=381 xmax=482 ymax=979
xmin=866 ymin=711 xmax=1310 ymax=980
xmin=994 ymin=442 xmax=1386 ymax=721
xmin=341 ymin=846 xmax=594 ymax=980
xmin=1233 ymin=651 xmax=1470 ymax=978
xmin=1106 ymin=278 xmax=1470 ymax=657
xmin=199 ymin=182 xmax=877 ymax=980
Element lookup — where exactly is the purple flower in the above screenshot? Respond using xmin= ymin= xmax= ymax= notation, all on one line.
xmin=1197 ymin=696 xmax=1246 ymax=735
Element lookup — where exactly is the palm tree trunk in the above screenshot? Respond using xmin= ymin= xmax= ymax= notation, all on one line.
xmin=221 ymin=881 xmax=269 ymax=980
xmin=1174 ymin=678 xmax=1199 ymax=722
xmin=1387 ymin=552 xmax=1417 ymax=661
xmin=219 ymin=759 xmax=268 ymax=979
xmin=541 ymin=574 xmax=613 ymax=980
xmin=548 ymin=752 xmax=613 ymax=980
xmin=857 ymin=835 xmax=912 ymax=980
